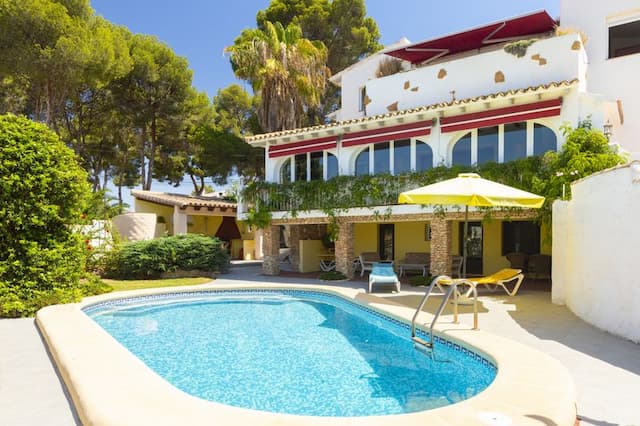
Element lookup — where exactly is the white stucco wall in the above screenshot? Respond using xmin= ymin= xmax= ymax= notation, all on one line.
xmin=552 ymin=162 xmax=640 ymax=342
xmin=561 ymin=0 xmax=640 ymax=152
xmin=333 ymin=39 xmax=410 ymax=121
xmin=112 ymin=213 xmax=157 ymax=242
xmin=366 ymin=34 xmax=585 ymax=117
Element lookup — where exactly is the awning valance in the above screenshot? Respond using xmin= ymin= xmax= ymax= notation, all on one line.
xmin=268 ymin=136 xmax=337 ymax=158
xmin=440 ymin=98 xmax=562 ymax=133
xmin=342 ymin=120 xmax=432 ymax=148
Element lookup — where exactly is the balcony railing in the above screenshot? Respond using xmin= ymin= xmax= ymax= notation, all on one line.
xmin=240 ymin=167 xmax=471 ymax=214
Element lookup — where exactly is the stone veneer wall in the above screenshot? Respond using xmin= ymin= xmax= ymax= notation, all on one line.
xmin=430 ymin=217 xmax=452 ymax=276
xmin=262 ymin=225 xmax=280 ymax=275
xmin=334 ymin=221 xmax=355 ymax=278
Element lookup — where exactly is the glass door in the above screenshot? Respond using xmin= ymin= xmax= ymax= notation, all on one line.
xmin=378 ymin=224 xmax=395 ymax=261
xmin=459 ymin=222 xmax=483 ymax=275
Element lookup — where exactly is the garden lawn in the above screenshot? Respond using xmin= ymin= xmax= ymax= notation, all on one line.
xmin=101 ymin=277 xmax=213 ymax=292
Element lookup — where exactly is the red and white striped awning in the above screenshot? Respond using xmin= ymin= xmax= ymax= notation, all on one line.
xmin=440 ymin=98 xmax=562 ymax=133
xmin=268 ymin=136 xmax=337 ymax=158
xmin=341 ymin=120 xmax=433 ymax=147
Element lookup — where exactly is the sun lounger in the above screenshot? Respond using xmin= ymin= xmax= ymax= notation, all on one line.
xmin=358 ymin=252 xmax=380 ymax=277
xmin=368 ymin=262 xmax=400 ymax=293
xmin=457 ymin=268 xmax=525 ymax=297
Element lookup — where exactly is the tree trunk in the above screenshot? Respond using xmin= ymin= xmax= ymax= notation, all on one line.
xmin=118 ymin=180 xmax=123 ymax=208
xmin=144 ymin=116 xmax=157 ymax=190
xmin=140 ymin=126 xmax=147 ymax=190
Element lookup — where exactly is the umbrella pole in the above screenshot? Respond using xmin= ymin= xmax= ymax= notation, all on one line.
xmin=462 ymin=206 xmax=468 ymax=278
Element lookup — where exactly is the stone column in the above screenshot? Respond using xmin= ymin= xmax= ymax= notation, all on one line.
xmin=261 ymin=225 xmax=280 ymax=275
xmin=430 ymin=217 xmax=452 ymax=276
xmin=288 ymin=225 xmax=301 ymax=271
xmin=334 ymin=221 xmax=355 ymax=279
xmin=173 ymin=206 xmax=188 ymax=235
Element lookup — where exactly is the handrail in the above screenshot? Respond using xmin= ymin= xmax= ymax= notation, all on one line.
xmin=410 ymin=275 xmax=458 ymax=349
xmin=410 ymin=275 xmax=480 ymax=351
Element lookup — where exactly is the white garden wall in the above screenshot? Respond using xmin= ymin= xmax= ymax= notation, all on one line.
xmin=552 ymin=162 xmax=640 ymax=342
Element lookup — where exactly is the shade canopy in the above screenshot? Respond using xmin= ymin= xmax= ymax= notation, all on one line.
xmin=398 ymin=173 xmax=545 ymax=208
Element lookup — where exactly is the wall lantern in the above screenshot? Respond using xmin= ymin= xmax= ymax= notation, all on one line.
xmin=603 ymin=120 xmax=613 ymax=140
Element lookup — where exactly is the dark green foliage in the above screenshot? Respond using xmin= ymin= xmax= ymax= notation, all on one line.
xmin=318 ymin=271 xmax=347 ymax=281
xmin=409 ymin=275 xmax=433 ymax=287
xmin=0 ymin=114 xmax=92 ymax=317
xmin=105 ymin=234 xmax=231 ymax=279
xmin=242 ymin=123 xmax=625 ymax=233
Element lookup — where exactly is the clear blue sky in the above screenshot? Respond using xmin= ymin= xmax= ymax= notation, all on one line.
xmin=94 ymin=0 xmax=559 ymax=203
xmin=92 ymin=0 xmax=559 ymax=99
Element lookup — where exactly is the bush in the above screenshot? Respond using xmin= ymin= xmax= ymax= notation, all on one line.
xmin=409 ymin=275 xmax=434 ymax=286
xmin=318 ymin=271 xmax=347 ymax=281
xmin=0 ymin=114 xmax=91 ymax=317
xmin=105 ymin=234 xmax=231 ymax=279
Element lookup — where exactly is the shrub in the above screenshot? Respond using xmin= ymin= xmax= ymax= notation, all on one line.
xmin=318 ymin=271 xmax=347 ymax=281
xmin=409 ymin=275 xmax=434 ymax=286
xmin=105 ymin=234 xmax=231 ymax=279
xmin=0 ymin=114 xmax=91 ymax=317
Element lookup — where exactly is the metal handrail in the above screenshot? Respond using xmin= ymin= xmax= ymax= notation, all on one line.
xmin=410 ymin=275 xmax=479 ymax=351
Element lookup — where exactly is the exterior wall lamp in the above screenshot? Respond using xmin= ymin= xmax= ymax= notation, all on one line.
xmin=603 ymin=120 xmax=613 ymax=140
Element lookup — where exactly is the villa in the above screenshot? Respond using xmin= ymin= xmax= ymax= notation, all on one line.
xmin=241 ymin=8 xmax=620 ymax=281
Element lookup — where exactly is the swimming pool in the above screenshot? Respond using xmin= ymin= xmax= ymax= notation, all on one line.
xmin=84 ymin=290 xmax=496 ymax=417
xmin=36 ymin=283 xmax=577 ymax=425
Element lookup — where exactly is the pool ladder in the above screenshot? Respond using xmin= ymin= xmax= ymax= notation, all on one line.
xmin=410 ymin=275 xmax=478 ymax=353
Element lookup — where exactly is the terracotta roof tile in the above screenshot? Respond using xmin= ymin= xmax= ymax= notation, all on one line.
xmin=246 ymin=79 xmax=578 ymax=144
xmin=131 ymin=190 xmax=237 ymax=210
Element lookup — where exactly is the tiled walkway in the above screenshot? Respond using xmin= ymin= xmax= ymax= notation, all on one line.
xmin=1 ymin=264 xmax=638 ymax=425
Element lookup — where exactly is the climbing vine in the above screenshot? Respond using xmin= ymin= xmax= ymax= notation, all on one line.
xmin=241 ymin=121 xmax=625 ymax=234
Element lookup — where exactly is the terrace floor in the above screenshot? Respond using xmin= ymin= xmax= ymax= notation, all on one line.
xmin=1 ymin=262 xmax=638 ymax=425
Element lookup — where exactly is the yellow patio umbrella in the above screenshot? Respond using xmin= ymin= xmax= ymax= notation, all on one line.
xmin=398 ymin=173 xmax=544 ymax=277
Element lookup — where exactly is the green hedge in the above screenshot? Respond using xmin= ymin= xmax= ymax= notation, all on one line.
xmin=0 ymin=115 xmax=92 ymax=317
xmin=105 ymin=234 xmax=231 ymax=279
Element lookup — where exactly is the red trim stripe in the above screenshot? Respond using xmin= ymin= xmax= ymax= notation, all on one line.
xmin=269 ymin=142 xmax=336 ymax=158
xmin=342 ymin=120 xmax=432 ymax=147
xmin=268 ymin=136 xmax=337 ymax=158
xmin=440 ymin=98 xmax=562 ymax=133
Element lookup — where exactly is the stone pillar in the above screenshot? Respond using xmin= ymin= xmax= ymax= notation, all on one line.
xmin=262 ymin=225 xmax=280 ymax=275
xmin=430 ymin=217 xmax=452 ymax=276
xmin=288 ymin=225 xmax=301 ymax=271
xmin=334 ymin=221 xmax=355 ymax=279
xmin=173 ymin=206 xmax=188 ymax=235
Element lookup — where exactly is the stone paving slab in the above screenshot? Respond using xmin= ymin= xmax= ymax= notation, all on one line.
xmin=1 ymin=265 xmax=638 ymax=425
xmin=0 ymin=318 xmax=79 ymax=426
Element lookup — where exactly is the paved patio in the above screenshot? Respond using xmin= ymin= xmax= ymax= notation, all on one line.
xmin=1 ymin=264 xmax=638 ymax=425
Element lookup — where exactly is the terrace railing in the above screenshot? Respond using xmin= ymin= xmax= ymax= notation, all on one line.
xmin=241 ymin=174 xmax=425 ymax=214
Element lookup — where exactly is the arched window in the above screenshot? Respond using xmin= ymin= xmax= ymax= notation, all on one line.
xmin=373 ymin=142 xmax=390 ymax=174
xmin=310 ymin=152 xmax=323 ymax=181
xmin=504 ymin=122 xmax=527 ymax=162
xmin=394 ymin=139 xmax=411 ymax=174
xmin=355 ymin=149 xmax=369 ymax=176
xmin=452 ymin=133 xmax=472 ymax=166
xmin=326 ymin=152 xmax=338 ymax=179
xmin=533 ymin=123 xmax=557 ymax=156
xmin=478 ymin=126 xmax=498 ymax=164
xmin=415 ymin=141 xmax=433 ymax=171
xmin=279 ymin=158 xmax=291 ymax=183
xmin=294 ymin=154 xmax=307 ymax=181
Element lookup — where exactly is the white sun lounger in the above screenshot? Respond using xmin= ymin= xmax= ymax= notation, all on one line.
xmin=368 ymin=262 xmax=400 ymax=293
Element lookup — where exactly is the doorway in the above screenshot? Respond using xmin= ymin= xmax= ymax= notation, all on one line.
xmin=378 ymin=224 xmax=395 ymax=261
xmin=459 ymin=221 xmax=483 ymax=275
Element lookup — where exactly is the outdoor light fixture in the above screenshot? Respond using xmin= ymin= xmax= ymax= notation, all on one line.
xmin=603 ymin=120 xmax=613 ymax=140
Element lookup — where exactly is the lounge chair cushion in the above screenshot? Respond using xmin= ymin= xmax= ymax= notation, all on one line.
xmin=368 ymin=262 xmax=400 ymax=293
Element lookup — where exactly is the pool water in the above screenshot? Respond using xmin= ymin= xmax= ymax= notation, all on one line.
xmin=86 ymin=290 xmax=495 ymax=417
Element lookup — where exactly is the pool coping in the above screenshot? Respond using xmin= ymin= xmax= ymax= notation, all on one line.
xmin=36 ymin=282 xmax=577 ymax=426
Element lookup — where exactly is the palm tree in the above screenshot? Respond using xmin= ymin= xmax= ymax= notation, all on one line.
xmin=226 ymin=21 xmax=329 ymax=133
